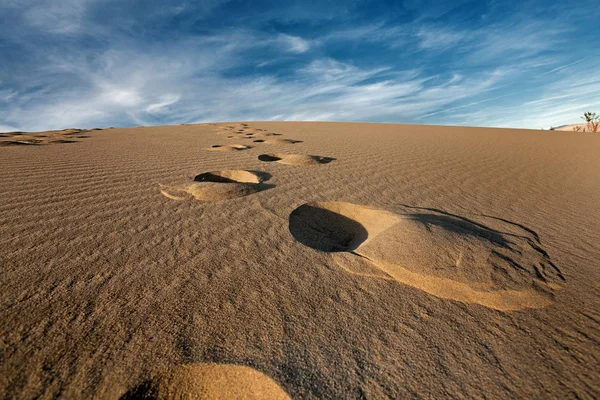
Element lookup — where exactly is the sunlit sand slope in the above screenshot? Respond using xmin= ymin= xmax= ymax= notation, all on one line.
xmin=1 ymin=122 xmax=599 ymax=398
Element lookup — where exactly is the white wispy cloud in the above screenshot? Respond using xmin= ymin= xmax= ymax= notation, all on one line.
xmin=277 ymin=34 xmax=311 ymax=53
xmin=437 ymin=61 xmax=600 ymax=128
xmin=146 ymin=94 xmax=182 ymax=114
xmin=0 ymin=38 xmax=518 ymax=132
xmin=542 ymin=56 xmax=590 ymax=75
xmin=0 ymin=0 xmax=597 ymax=132
xmin=416 ymin=26 xmax=466 ymax=50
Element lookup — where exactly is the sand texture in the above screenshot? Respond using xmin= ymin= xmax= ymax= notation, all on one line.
xmin=1 ymin=122 xmax=599 ymax=399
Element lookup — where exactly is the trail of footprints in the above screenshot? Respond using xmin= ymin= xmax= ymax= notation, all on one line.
xmin=161 ymin=123 xmax=333 ymax=202
xmin=160 ymin=124 xmax=564 ymax=310
xmin=152 ymin=122 xmax=565 ymax=398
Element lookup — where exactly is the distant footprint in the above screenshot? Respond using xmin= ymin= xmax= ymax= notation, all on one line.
xmin=0 ymin=139 xmax=45 ymax=146
xmin=254 ymin=132 xmax=282 ymax=137
xmin=51 ymin=139 xmax=79 ymax=144
xmin=160 ymin=170 xmax=272 ymax=202
xmin=261 ymin=138 xmax=302 ymax=145
xmin=122 ymin=363 xmax=290 ymax=399
xmin=289 ymin=202 xmax=564 ymax=311
xmin=205 ymin=144 xmax=252 ymax=152
xmin=258 ymin=153 xmax=335 ymax=166
xmin=1 ymin=128 xmax=95 ymax=147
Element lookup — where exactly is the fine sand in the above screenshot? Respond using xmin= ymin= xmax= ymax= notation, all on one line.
xmin=1 ymin=122 xmax=599 ymax=398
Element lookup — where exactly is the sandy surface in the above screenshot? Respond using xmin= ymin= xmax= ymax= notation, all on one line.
xmin=1 ymin=122 xmax=599 ymax=399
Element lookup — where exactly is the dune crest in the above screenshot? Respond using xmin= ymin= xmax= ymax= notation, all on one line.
xmin=289 ymin=202 xmax=564 ymax=311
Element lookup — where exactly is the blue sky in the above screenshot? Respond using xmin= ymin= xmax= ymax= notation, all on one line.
xmin=1 ymin=0 xmax=599 ymax=132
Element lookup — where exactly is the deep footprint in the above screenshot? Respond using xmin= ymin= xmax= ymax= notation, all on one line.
xmin=122 ymin=363 xmax=290 ymax=400
xmin=160 ymin=170 xmax=272 ymax=202
xmin=258 ymin=153 xmax=335 ymax=166
xmin=289 ymin=202 xmax=564 ymax=311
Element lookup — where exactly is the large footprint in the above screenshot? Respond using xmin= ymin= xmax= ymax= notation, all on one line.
xmin=289 ymin=202 xmax=564 ymax=311
xmin=160 ymin=170 xmax=273 ymax=202
xmin=258 ymin=153 xmax=335 ymax=166
xmin=123 ymin=363 xmax=290 ymax=399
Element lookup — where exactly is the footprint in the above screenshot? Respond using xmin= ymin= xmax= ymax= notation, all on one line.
xmin=194 ymin=170 xmax=270 ymax=183
xmin=0 ymin=139 xmax=45 ymax=146
xmin=289 ymin=202 xmax=564 ymax=311
xmin=205 ymin=144 xmax=252 ymax=152
xmin=160 ymin=170 xmax=272 ymax=202
xmin=122 ymin=363 xmax=290 ymax=400
xmin=51 ymin=139 xmax=79 ymax=144
xmin=216 ymin=123 xmax=249 ymax=133
xmin=258 ymin=153 xmax=335 ymax=166
xmin=261 ymin=138 xmax=302 ymax=145
xmin=253 ymin=132 xmax=282 ymax=137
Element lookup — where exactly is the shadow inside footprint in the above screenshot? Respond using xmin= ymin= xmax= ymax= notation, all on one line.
xmin=258 ymin=154 xmax=282 ymax=162
xmin=289 ymin=204 xmax=368 ymax=252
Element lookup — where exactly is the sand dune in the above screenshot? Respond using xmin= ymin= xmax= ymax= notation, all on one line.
xmin=1 ymin=121 xmax=599 ymax=398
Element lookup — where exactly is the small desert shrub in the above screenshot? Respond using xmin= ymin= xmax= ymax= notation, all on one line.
xmin=573 ymin=126 xmax=582 ymax=132
xmin=581 ymin=111 xmax=600 ymax=132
